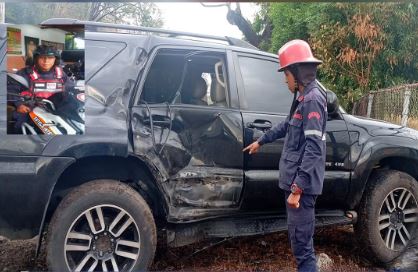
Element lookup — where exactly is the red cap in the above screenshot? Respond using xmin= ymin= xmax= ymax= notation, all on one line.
xmin=277 ymin=39 xmax=322 ymax=72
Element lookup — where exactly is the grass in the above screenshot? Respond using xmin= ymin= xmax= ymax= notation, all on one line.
xmin=373 ymin=114 xmax=418 ymax=130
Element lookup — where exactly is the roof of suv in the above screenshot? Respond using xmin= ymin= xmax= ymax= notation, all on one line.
xmin=40 ymin=18 xmax=277 ymax=59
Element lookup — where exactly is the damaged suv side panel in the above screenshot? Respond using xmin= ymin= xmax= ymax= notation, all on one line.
xmin=130 ymin=45 xmax=245 ymax=221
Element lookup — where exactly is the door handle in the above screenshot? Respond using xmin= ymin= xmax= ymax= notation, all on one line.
xmin=144 ymin=115 xmax=171 ymax=126
xmin=247 ymin=120 xmax=272 ymax=130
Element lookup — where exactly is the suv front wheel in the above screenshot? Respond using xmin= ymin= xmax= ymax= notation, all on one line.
xmin=355 ymin=169 xmax=418 ymax=263
xmin=47 ymin=180 xmax=157 ymax=271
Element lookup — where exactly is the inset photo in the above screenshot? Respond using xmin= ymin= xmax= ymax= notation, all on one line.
xmin=6 ymin=24 xmax=85 ymax=135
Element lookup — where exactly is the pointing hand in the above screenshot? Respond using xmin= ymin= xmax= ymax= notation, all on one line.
xmin=243 ymin=141 xmax=261 ymax=155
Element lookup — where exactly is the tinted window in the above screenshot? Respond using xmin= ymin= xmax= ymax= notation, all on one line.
xmin=238 ymin=56 xmax=292 ymax=114
xmin=140 ymin=53 xmax=184 ymax=104
xmin=140 ymin=49 xmax=229 ymax=107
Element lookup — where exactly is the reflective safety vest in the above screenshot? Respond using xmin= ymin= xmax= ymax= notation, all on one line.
xmin=20 ymin=67 xmax=65 ymax=99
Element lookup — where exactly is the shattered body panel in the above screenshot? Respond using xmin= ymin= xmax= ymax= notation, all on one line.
xmin=131 ymin=105 xmax=244 ymax=222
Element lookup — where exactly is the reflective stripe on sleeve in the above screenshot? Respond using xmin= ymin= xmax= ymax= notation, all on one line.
xmin=304 ymin=130 xmax=323 ymax=138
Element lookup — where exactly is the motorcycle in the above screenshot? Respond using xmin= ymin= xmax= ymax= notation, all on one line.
xmin=7 ymin=73 xmax=85 ymax=135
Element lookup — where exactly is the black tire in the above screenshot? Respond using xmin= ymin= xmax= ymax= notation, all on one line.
xmin=47 ymin=180 xmax=157 ymax=271
xmin=355 ymin=169 xmax=418 ymax=264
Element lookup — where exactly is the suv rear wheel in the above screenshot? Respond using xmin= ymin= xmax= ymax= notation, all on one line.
xmin=47 ymin=180 xmax=157 ymax=271
xmin=355 ymin=169 xmax=418 ymax=263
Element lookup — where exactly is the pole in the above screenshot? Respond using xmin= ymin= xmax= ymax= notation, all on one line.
xmin=366 ymin=93 xmax=374 ymax=118
xmin=401 ymin=89 xmax=411 ymax=127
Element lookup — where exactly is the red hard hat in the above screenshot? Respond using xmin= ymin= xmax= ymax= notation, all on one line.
xmin=277 ymin=39 xmax=322 ymax=72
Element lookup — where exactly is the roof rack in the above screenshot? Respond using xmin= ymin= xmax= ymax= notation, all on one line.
xmin=40 ymin=18 xmax=259 ymax=50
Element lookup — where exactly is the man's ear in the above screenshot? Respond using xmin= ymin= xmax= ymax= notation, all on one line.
xmin=294 ymin=79 xmax=299 ymax=92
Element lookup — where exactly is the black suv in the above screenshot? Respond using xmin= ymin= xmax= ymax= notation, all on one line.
xmin=1 ymin=19 xmax=418 ymax=271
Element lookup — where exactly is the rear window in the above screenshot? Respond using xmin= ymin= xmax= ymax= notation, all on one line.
xmin=85 ymin=39 xmax=126 ymax=81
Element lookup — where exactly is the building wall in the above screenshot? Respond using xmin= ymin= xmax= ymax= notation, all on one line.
xmin=9 ymin=24 xmax=66 ymax=56
xmin=7 ymin=24 xmax=66 ymax=71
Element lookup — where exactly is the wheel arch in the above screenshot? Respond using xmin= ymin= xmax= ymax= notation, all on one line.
xmin=36 ymin=155 xmax=168 ymax=256
xmin=348 ymin=144 xmax=418 ymax=210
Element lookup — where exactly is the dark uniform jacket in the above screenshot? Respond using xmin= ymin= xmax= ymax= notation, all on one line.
xmin=258 ymin=81 xmax=327 ymax=195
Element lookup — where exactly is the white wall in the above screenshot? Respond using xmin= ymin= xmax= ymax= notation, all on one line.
xmin=9 ymin=24 xmax=66 ymax=56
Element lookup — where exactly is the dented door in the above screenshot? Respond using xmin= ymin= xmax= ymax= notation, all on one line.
xmin=131 ymin=47 xmax=244 ymax=221
xmin=131 ymin=105 xmax=244 ymax=220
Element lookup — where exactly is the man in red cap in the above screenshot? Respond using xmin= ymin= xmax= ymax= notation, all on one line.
xmin=243 ymin=39 xmax=327 ymax=272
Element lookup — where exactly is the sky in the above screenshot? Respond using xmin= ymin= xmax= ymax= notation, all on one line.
xmin=156 ymin=3 xmax=260 ymax=39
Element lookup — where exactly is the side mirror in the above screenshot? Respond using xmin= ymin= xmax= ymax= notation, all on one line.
xmin=326 ymin=90 xmax=339 ymax=117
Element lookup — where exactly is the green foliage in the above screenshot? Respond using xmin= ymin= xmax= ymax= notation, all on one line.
xmin=256 ymin=2 xmax=418 ymax=110
xmin=65 ymin=34 xmax=75 ymax=50
xmin=5 ymin=3 xmax=63 ymax=25
xmin=268 ymin=3 xmax=328 ymax=54
xmin=252 ymin=3 xmax=271 ymax=51
xmin=5 ymin=2 xmax=163 ymax=27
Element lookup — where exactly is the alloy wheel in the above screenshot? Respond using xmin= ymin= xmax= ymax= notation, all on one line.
xmin=64 ymin=204 xmax=141 ymax=272
xmin=378 ymin=187 xmax=418 ymax=251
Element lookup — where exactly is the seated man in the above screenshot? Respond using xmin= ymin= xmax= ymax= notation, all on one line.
xmin=184 ymin=77 xmax=208 ymax=106
xmin=8 ymin=45 xmax=74 ymax=133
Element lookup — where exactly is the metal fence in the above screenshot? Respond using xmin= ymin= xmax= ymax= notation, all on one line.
xmin=352 ymin=83 xmax=418 ymax=129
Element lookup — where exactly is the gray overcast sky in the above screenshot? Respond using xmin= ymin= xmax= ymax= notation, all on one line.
xmin=156 ymin=3 xmax=260 ymax=39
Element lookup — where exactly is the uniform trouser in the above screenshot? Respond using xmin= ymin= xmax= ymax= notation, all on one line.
xmin=285 ymin=191 xmax=318 ymax=272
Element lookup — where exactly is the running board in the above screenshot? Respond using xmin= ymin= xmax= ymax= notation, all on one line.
xmin=167 ymin=210 xmax=356 ymax=247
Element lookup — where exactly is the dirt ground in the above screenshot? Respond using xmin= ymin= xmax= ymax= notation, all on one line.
xmin=0 ymin=225 xmax=393 ymax=271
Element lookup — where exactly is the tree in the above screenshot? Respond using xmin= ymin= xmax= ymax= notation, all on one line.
xmin=5 ymin=3 xmax=59 ymax=25
xmin=268 ymin=3 xmax=324 ymax=53
xmin=309 ymin=3 xmax=418 ymax=107
xmin=5 ymin=2 xmax=163 ymax=27
xmin=201 ymin=3 xmax=272 ymax=49
xmin=86 ymin=2 xmax=162 ymax=27
xmin=245 ymin=2 xmax=418 ymax=109
xmin=309 ymin=4 xmax=386 ymax=104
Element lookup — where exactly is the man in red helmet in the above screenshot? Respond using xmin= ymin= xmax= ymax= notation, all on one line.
xmin=243 ymin=39 xmax=327 ymax=272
